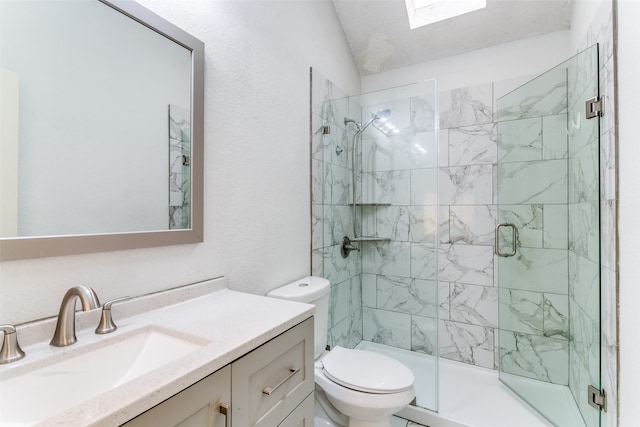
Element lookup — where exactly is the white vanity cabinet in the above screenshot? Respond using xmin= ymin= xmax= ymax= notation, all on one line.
xmin=122 ymin=365 xmax=231 ymax=427
xmin=122 ymin=317 xmax=314 ymax=427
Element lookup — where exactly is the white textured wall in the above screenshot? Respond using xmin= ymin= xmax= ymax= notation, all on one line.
xmin=618 ymin=1 xmax=640 ymax=425
xmin=0 ymin=0 xmax=360 ymax=325
xmin=361 ymin=31 xmax=571 ymax=93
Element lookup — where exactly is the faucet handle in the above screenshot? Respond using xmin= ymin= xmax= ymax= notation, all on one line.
xmin=0 ymin=325 xmax=25 ymax=364
xmin=95 ymin=297 xmax=130 ymax=334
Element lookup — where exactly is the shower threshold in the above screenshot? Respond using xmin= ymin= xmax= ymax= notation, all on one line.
xmin=356 ymin=341 xmax=581 ymax=427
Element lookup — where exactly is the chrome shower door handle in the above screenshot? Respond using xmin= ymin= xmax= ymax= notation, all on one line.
xmin=495 ymin=223 xmax=518 ymax=257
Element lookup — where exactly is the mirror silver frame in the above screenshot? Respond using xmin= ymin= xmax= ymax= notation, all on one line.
xmin=0 ymin=0 xmax=204 ymax=261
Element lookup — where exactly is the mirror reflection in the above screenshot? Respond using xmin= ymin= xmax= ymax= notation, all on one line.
xmin=0 ymin=0 xmax=193 ymax=238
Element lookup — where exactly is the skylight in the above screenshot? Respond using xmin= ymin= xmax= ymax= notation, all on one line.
xmin=405 ymin=0 xmax=487 ymax=29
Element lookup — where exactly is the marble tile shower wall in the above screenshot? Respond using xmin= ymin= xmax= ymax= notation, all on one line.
xmin=310 ymin=68 xmax=363 ymax=350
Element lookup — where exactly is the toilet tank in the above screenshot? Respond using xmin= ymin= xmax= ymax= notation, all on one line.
xmin=267 ymin=276 xmax=330 ymax=359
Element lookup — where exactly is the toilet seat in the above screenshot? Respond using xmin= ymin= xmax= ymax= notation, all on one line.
xmin=321 ymin=346 xmax=414 ymax=394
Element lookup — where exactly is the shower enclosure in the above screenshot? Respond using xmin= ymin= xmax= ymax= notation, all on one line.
xmin=310 ymin=43 xmax=602 ymax=427
xmin=311 ymin=77 xmax=440 ymax=413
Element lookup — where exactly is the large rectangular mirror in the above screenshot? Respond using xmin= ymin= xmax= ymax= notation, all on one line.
xmin=0 ymin=0 xmax=204 ymax=261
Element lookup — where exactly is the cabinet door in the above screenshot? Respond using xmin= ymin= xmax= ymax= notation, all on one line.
xmin=122 ymin=365 xmax=231 ymax=427
xmin=232 ymin=318 xmax=314 ymax=427
xmin=278 ymin=394 xmax=314 ymax=427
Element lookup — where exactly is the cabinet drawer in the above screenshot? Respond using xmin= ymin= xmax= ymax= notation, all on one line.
xmin=278 ymin=393 xmax=314 ymax=427
xmin=122 ymin=365 xmax=231 ymax=427
xmin=232 ymin=317 xmax=314 ymax=427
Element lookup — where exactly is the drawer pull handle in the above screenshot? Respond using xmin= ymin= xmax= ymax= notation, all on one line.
xmin=262 ymin=367 xmax=300 ymax=395
xmin=219 ymin=402 xmax=229 ymax=427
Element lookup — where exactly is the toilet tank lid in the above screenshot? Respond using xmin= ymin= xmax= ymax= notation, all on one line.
xmin=266 ymin=276 xmax=330 ymax=302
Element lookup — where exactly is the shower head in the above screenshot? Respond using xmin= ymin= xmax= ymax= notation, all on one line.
xmin=374 ymin=109 xmax=391 ymax=121
xmin=344 ymin=109 xmax=393 ymax=134
xmin=360 ymin=109 xmax=392 ymax=133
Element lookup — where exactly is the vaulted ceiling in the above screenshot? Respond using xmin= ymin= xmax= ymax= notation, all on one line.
xmin=331 ymin=0 xmax=574 ymax=75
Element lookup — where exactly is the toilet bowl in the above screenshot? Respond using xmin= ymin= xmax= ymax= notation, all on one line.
xmin=267 ymin=276 xmax=415 ymax=427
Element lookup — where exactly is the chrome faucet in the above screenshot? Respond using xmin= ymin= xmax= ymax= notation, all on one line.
xmin=50 ymin=286 xmax=100 ymax=347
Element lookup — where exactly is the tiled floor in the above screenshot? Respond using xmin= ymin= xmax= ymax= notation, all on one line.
xmin=391 ymin=416 xmax=428 ymax=427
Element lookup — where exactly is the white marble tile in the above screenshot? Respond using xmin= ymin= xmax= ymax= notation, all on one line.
xmin=439 ymin=244 xmax=494 ymax=287
xmin=600 ymin=128 xmax=616 ymax=201
xmin=498 ymin=204 xmax=543 ymax=248
xmin=361 ymin=205 xmax=376 ymax=238
xmin=497 ymin=117 xmax=542 ymax=162
xmin=330 ymin=164 xmax=352 ymax=206
xmin=568 ymin=251 xmax=599 ymax=319
xmin=312 ymin=204 xmax=323 ymax=250
xmin=543 ymin=293 xmax=569 ymax=340
xmin=439 ymin=205 xmax=450 ymax=244
xmin=407 ymin=205 xmax=438 ymax=243
xmin=569 ymin=300 xmax=599 ymax=379
xmin=363 ymin=308 xmax=411 ymax=350
xmin=542 ymin=204 xmax=568 ymax=249
xmin=569 ymin=142 xmax=599 ymax=204
xmin=329 ymin=278 xmax=352 ymax=328
xmin=439 ymin=282 xmax=450 ymax=321
xmin=439 ymin=129 xmax=449 ymax=167
xmin=362 ymin=241 xmax=411 ymax=277
xmin=311 ymin=158 xmax=323 ymax=205
xmin=599 ymin=58 xmax=615 ymax=134
xmin=497 ymin=159 xmax=567 ymax=205
xmin=568 ymin=201 xmax=599 ymax=263
xmin=362 ymin=170 xmax=411 ymax=205
xmin=542 ymin=114 xmax=568 ymax=160
xmin=440 ymin=83 xmax=493 ymax=129
xmin=449 ymin=283 xmax=498 ymax=328
xmin=311 ymin=249 xmax=323 ymax=277
xmin=323 ymin=244 xmax=360 ymax=285
xmin=439 ymin=320 xmax=494 ymax=368
xmin=411 ymin=315 xmax=437 ymax=355
xmin=601 ymin=267 xmax=617 ymax=427
xmin=498 ymin=288 xmax=544 ymax=335
xmin=324 ymin=205 xmax=354 ymax=247
xmin=498 ymin=330 xmax=569 ymax=385
xmin=410 ymin=243 xmax=438 ymax=280
xmin=377 ymin=206 xmax=410 ymax=241
xmin=377 ymin=275 xmax=437 ymax=317
xmin=497 ymin=65 xmax=567 ymax=121
xmin=497 ymin=247 xmax=568 ymax=294
xmin=439 ymin=165 xmax=493 ymax=205
xmin=567 ymin=106 xmax=598 ymax=159
xmin=449 ymin=205 xmax=496 ymax=246
xmin=329 ymin=309 xmax=362 ymax=350
xmin=410 ymin=168 xmax=437 ymax=206
xmin=449 ymin=123 xmax=497 ymax=166
xmin=311 ymin=112 xmax=325 ymax=162
xmin=362 ymin=273 xmax=377 ymax=308
xmin=600 ymin=199 xmax=616 ymax=271
xmin=362 ymin=131 xmax=437 ymax=172
xmin=411 ymin=94 xmax=437 ymax=132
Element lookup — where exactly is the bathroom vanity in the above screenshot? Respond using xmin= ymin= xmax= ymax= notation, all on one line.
xmin=0 ymin=278 xmax=315 ymax=426
xmin=124 ymin=318 xmax=314 ymax=427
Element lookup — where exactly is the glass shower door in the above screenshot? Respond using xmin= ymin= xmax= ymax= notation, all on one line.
xmin=496 ymin=45 xmax=601 ymax=427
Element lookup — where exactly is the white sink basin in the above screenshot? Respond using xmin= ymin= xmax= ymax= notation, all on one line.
xmin=0 ymin=326 xmax=208 ymax=426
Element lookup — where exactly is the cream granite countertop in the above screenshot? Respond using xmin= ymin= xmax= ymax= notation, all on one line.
xmin=0 ymin=278 xmax=314 ymax=427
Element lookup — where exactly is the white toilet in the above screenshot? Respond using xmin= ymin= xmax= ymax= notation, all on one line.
xmin=267 ymin=276 xmax=415 ymax=427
